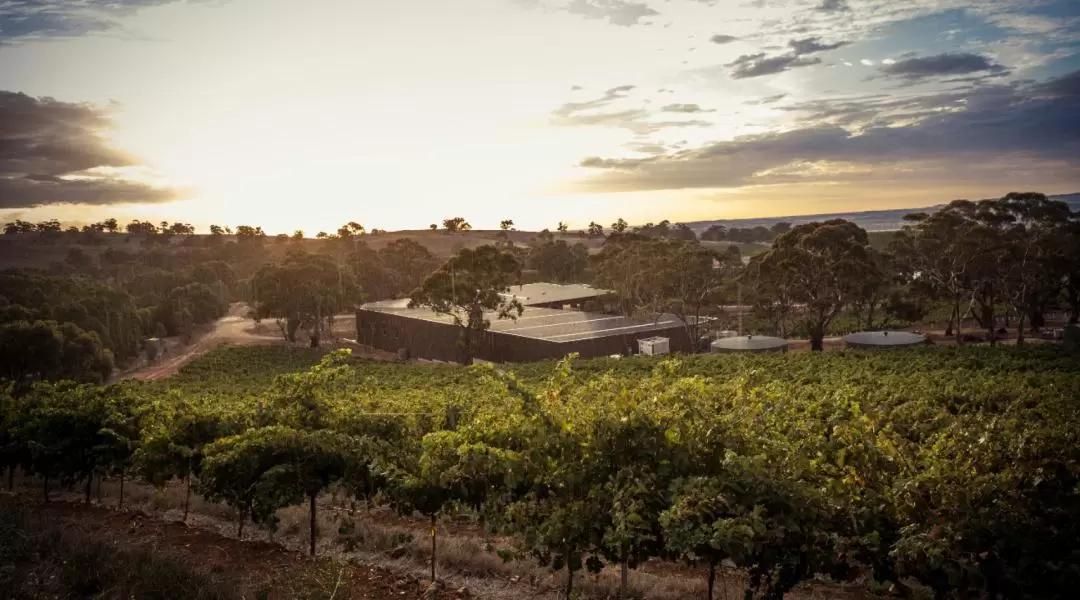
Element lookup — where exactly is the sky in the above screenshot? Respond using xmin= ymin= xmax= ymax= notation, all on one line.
xmin=1 ymin=0 xmax=1078 ymax=233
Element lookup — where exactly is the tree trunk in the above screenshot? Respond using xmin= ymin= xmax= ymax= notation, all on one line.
xmin=96 ymin=474 xmax=103 ymax=503
xmin=620 ymin=561 xmax=629 ymax=599
xmin=309 ymin=493 xmax=317 ymax=556
xmin=565 ymin=561 xmax=574 ymax=600
xmin=707 ymin=558 xmax=717 ymax=600
xmin=85 ymin=474 xmax=93 ymax=504
xmin=183 ymin=477 xmax=191 ymax=522
xmin=954 ymin=297 xmax=963 ymax=345
xmin=238 ymin=508 xmax=245 ymax=538
xmin=810 ymin=324 xmax=825 ymax=352
xmin=430 ymin=513 xmax=438 ymax=582
xmin=1016 ymin=310 xmax=1026 ymax=345
xmin=118 ymin=471 xmax=125 ymax=509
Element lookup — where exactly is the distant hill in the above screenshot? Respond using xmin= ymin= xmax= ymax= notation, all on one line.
xmin=686 ymin=193 xmax=1080 ymax=233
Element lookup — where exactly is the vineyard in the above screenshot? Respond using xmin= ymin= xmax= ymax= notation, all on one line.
xmin=2 ymin=345 xmax=1079 ymax=600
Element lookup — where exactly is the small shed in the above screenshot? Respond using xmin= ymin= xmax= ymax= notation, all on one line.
xmin=842 ymin=331 xmax=926 ymax=348
xmin=710 ymin=335 xmax=788 ymax=353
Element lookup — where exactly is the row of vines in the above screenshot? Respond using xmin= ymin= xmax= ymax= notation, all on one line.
xmin=2 ymin=345 xmax=1078 ymax=599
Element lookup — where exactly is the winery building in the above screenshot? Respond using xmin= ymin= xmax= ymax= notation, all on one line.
xmin=355 ymin=283 xmax=695 ymax=363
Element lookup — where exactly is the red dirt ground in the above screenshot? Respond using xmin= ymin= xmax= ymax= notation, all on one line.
xmin=3 ymin=496 xmax=470 ymax=600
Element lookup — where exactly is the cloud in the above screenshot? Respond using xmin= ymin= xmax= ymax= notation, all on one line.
xmin=788 ymin=37 xmax=849 ymax=55
xmin=0 ymin=175 xmax=179 ymax=209
xmin=817 ymin=0 xmax=849 ymax=11
xmin=551 ymin=87 xmax=711 ymax=133
xmin=0 ymin=90 xmax=179 ymax=208
xmin=710 ymin=34 xmax=738 ymax=44
xmin=565 ymin=0 xmax=658 ymax=27
xmin=0 ymin=0 xmax=205 ymax=42
xmin=660 ymin=103 xmax=713 ymax=113
xmin=574 ymin=70 xmax=1080 ymax=192
xmin=744 ymin=93 xmax=789 ymax=105
xmin=880 ymin=53 xmax=1008 ymax=80
xmin=727 ymin=52 xmax=822 ymax=79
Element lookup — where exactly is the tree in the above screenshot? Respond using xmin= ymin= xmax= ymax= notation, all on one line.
xmin=587 ymin=221 xmax=604 ymax=237
xmin=292 ymin=230 xmax=304 ymax=241
xmin=669 ymin=223 xmax=697 ymax=242
xmin=654 ymin=241 xmax=730 ymax=347
xmin=500 ymin=219 xmax=514 ymax=231
xmin=346 ymin=222 xmax=365 ymax=236
xmin=988 ymin=193 xmax=1073 ymax=342
xmin=747 ymin=220 xmax=878 ymax=351
xmin=442 ymin=217 xmax=470 ymax=233
xmin=611 ymin=217 xmax=628 ymax=233
xmin=529 ymin=240 xmax=589 ymax=283
xmin=252 ymin=252 xmax=359 ymax=346
xmin=769 ymin=222 xmax=792 ymax=237
xmin=892 ymin=204 xmax=984 ymax=343
xmin=200 ymin=426 xmax=359 ymax=554
xmin=409 ymin=245 xmax=523 ymax=365
xmin=378 ymin=238 xmax=440 ymax=298
xmin=429 ymin=224 xmax=438 ymax=231
xmin=125 ymin=220 xmax=157 ymax=235
xmin=0 ymin=320 xmax=114 ymax=386
xmin=209 ymin=224 xmax=224 ymax=236
xmin=594 ymin=233 xmax=664 ymax=317
xmin=102 ymin=218 xmax=119 ymax=233
xmin=235 ymin=225 xmax=266 ymax=243
xmin=557 ymin=221 xmax=569 ymax=233
xmin=700 ymin=224 xmax=728 ymax=241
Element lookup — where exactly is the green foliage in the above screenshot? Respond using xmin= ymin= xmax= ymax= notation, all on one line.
xmin=2 ymin=343 xmax=1078 ymax=597
xmin=409 ymin=244 xmax=523 ymax=364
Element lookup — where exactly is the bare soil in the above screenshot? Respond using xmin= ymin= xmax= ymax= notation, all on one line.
xmin=0 ymin=493 xmax=470 ymax=600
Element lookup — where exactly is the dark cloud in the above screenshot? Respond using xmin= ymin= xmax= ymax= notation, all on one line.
xmin=880 ymin=53 xmax=1008 ymax=81
xmin=0 ymin=90 xmax=179 ymax=208
xmin=566 ymin=0 xmax=658 ymax=27
xmin=710 ymin=34 xmax=738 ymax=44
xmin=788 ymin=37 xmax=849 ymax=55
xmin=575 ymin=70 xmax=1080 ymax=191
xmin=661 ymin=103 xmax=713 ymax=113
xmin=1034 ymin=68 xmax=1080 ymax=98
xmin=817 ymin=0 xmax=849 ymax=11
xmin=727 ymin=52 xmax=822 ymax=79
xmin=0 ymin=175 xmax=179 ymax=209
xmin=0 ymin=0 xmax=199 ymax=42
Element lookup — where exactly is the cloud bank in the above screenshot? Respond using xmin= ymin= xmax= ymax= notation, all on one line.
xmin=0 ymin=91 xmax=179 ymax=209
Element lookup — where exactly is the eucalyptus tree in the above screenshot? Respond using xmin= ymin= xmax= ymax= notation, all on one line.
xmin=746 ymin=220 xmax=878 ymax=350
xmin=408 ymin=244 xmax=523 ymax=365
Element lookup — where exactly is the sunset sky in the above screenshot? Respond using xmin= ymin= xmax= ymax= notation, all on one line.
xmin=1 ymin=0 xmax=1078 ymax=233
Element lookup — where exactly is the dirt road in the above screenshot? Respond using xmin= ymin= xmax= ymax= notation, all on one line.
xmin=124 ymin=304 xmax=281 ymax=381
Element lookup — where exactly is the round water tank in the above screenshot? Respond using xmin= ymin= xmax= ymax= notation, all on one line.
xmin=842 ymin=330 xmax=926 ymax=348
xmin=710 ymin=335 xmax=788 ymax=353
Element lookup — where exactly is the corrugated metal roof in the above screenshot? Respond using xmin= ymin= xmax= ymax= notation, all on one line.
xmin=359 ymin=300 xmax=687 ymax=343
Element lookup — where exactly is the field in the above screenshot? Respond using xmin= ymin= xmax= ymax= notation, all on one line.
xmin=5 ymin=344 xmax=1078 ymax=599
